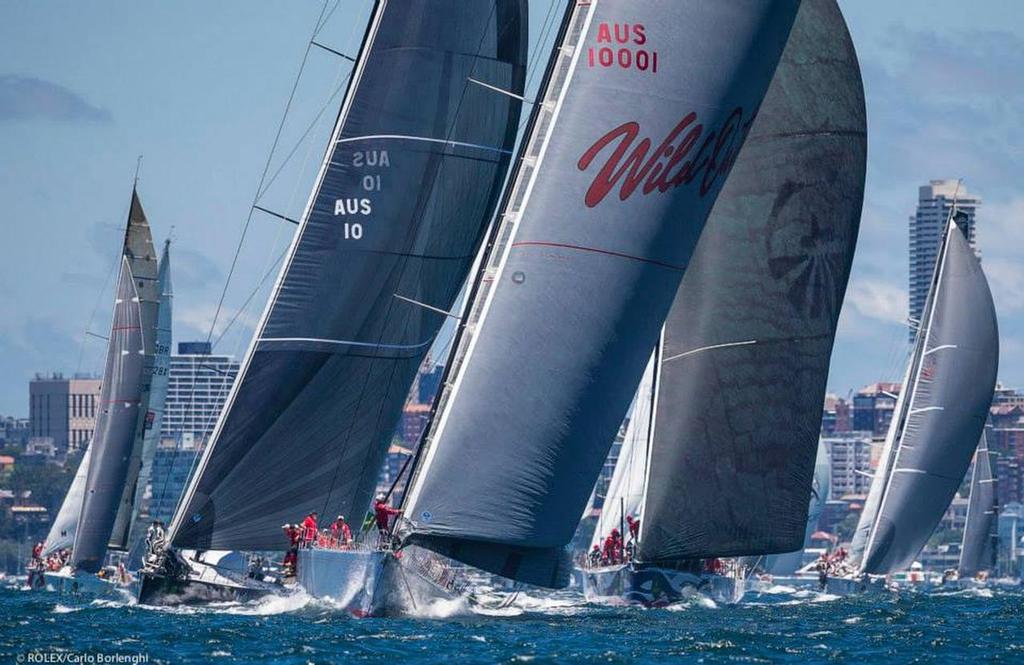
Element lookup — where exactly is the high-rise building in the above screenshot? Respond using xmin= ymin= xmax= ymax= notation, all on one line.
xmin=851 ymin=383 xmax=900 ymax=436
xmin=822 ymin=393 xmax=851 ymax=435
xmin=822 ymin=431 xmax=875 ymax=498
xmin=909 ymin=179 xmax=980 ymax=340
xmin=28 ymin=373 xmax=101 ymax=452
xmin=161 ymin=342 xmax=240 ymax=445
xmin=146 ymin=433 xmax=201 ymax=525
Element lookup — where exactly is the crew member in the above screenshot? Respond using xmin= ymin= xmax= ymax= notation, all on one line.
xmin=331 ymin=515 xmax=352 ymax=549
xmin=626 ymin=515 xmax=640 ymax=542
xmin=282 ymin=523 xmax=301 ymax=575
xmin=588 ymin=544 xmax=601 ymax=567
xmin=302 ymin=511 xmax=319 ymax=547
xmin=374 ymin=495 xmax=401 ymax=548
xmin=816 ymin=553 xmax=829 ymax=592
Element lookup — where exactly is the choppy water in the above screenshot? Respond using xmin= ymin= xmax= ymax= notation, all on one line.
xmin=2 ymin=577 xmax=1022 ymax=663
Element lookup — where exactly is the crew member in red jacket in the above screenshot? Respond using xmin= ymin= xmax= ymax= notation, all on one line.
xmin=331 ymin=515 xmax=352 ymax=549
xmin=301 ymin=511 xmax=319 ymax=547
xmin=374 ymin=495 xmax=401 ymax=547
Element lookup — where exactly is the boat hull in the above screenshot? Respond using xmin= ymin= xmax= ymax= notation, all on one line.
xmin=297 ymin=547 xmax=460 ymax=617
xmin=581 ymin=563 xmax=744 ymax=606
xmin=136 ymin=551 xmax=286 ymax=606
xmin=43 ymin=570 xmax=134 ymax=602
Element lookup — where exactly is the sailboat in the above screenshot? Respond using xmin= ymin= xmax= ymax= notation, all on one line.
xmin=580 ymin=0 xmax=866 ymax=606
xmin=44 ymin=189 xmax=166 ymax=599
xmin=332 ymin=0 xmax=805 ymax=616
xmin=952 ymin=431 xmax=998 ymax=587
xmin=845 ymin=207 xmax=999 ymax=592
xmin=138 ymin=0 xmax=530 ymax=606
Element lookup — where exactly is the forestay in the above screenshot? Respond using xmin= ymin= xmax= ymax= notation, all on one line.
xmin=403 ymin=0 xmax=800 ymax=588
xmin=860 ymin=222 xmax=998 ymax=575
xmin=170 ymin=0 xmax=528 ymax=551
xmin=638 ymin=0 xmax=865 ymax=563
xmin=959 ymin=431 xmax=998 ymax=577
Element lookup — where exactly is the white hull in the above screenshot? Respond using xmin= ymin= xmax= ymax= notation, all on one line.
xmin=44 ymin=569 xmax=135 ymax=602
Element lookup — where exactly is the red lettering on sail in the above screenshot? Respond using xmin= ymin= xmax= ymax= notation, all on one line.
xmin=577 ymin=107 xmax=752 ymax=208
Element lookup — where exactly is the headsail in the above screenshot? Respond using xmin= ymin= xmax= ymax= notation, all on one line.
xmin=959 ymin=431 xmax=998 ymax=577
xmin=637 ymin=0 xmax=865 ymax=562
xmin=169 ymin=0 xmax=528 ymax=551
xmin=126 ymin=240 xmax=173 ymax=548
xmin=765 ymin=442 xmax=831 ymax=575
xmin=859 ymin=221 xmax=998 ymax=575
xmin=401 ymin=0 xmax=800 ymax=588
xmin=73 ymin=196 xmax=156 ymax=573
xmin=108 ymin=192 xmax=161 ymax=550
xmin=589 ymin=350 xmax=657 ymax=552
xmin=42 ymin=446 xmax=93 ymax=558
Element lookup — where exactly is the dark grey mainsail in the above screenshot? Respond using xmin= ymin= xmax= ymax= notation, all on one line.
xmin=959 ymin=432 xmax=998 ymax=577
xmin=73 ymin=193 xmax=157 ymax=572
xmin=109 ymin=193 xmax=161 ymax=551
xmin=170 ymin=0 xmax=528 ymax=551
xmin=401 ymin=0 xmax=800 ymax=588
xmin=637 ymin=0 xmax=865 ymax=563
xmin=859 ymin=221 xmax=999 ymax=575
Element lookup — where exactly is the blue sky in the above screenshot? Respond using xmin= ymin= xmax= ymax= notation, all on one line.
xmin=0 ymin=1 xmax=1021 ymax=415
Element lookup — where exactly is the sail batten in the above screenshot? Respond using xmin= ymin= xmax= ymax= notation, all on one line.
xmin=169 ymin=0 xmax=529 ymax=551
xmin=637 ymin=0 xmax=866 ymax=563
xmin=402 ymin=0 xmax=801 ymax=588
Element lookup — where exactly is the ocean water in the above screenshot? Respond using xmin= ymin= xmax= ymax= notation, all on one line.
xmin=2 ymin=579 xmax=1022 ymax=663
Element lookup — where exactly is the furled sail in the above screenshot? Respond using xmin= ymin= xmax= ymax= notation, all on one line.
xmin=959 ymin=431 xmax=998 ymax=577
xmin=766 ymin=441 xmax=831 ymax=575
xmin=125 ymin=240 xmax=173 ymax=549
xmin=637 ymin=0 xmax=865 ymax=563
xmin=73 ymin=194 xmax=157 ymax=573
xmin=108 ymin=193 xmax=161 ymax=550
xmin=42 ymin=446 xmax=93 ymax=558
xmin=170 ymin=0 xmax=528 ymax=551
xmin=858 ymin=221 xmax=999 ymax=575
xmin=589 ymin=350 xmax=657 ymax=551
xmin=401 ymin=0 xmax=800 ymax=588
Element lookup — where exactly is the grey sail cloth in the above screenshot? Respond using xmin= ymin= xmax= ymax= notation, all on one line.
xmin=637 ymin=0 xmax=865 ymax=563
xmin=109 ymin=192 xmax=161 ymax=550
xmin=126 ymin=240 xmax=173 ymax=555
xmin=959 ymin=432 xmax=997 ymax=577
xmin=170 ymin=0 xmax=528 ymax=551
xmin=72 ymin=256 xmax=149 ymax=573
xmin=403 ymin=0 xmax=800 ymax=588
xmin=43 ymin=446 xmax=93 ymax=558
xmin=765 ymin=441 xmax=831 ymax=575
xmin=860 ymin=224 xmax=999 ymax=575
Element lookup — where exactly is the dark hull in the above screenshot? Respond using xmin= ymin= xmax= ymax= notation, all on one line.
xmin=136 ymin=569 xmax=279 ymax=606
xmin=581 ymin=563 xmax=744 ymax=606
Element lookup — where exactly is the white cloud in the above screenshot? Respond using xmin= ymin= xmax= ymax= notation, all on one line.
xmin=844 ymin=279 xmax=909 ymax=326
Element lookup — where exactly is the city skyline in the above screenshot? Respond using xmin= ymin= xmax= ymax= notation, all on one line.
xmin=0 ymin=0 xmax=1022 ymax=414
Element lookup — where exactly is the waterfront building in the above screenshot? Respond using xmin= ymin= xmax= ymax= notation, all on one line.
xmin=146 ymin=433 xmax=201 ymax=525
xmin=909 ymin=179 xmax=980 ymax=341
xmin=851 ymin=382 xmax=900 ymax=436
xmin=28 ymin=373 xmax=101 ymax=452
xmin=822 ymin=393 xmax=851 ymax=435
xmin=822 ymin=431 xmax=875 ymax=498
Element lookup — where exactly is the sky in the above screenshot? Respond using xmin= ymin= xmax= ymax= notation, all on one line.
xmin=0 ymin=1 xmax=1022 ymax=415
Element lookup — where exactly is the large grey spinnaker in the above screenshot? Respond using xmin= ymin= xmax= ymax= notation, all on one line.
xmin=959 ymin=431 xmax=998 ymax=577
xmin=638 ymin=0 xmax=865 ymax=563
xmin=170 ymin=0 xmax=528 ymax=551
xmin=765 ymin=441 xmax=831 ymax=575
xmin=42 ymin=446 xmax=93 ymax=558
xmin=859 ymin=221 xmax=998 ymax=575
xmin=402 ymin=0 xmax=800 ymax=588
xmin=73 ymin=191 xmax=157 ymax=573
xmin=108 ymin=194 xmax=161 ymax=551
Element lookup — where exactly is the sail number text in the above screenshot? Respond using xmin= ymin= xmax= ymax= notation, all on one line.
xmin=587 ymin=23 xmax=658 ymax=74
xmin=335 ymin=149 xmax=390 ymax=241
